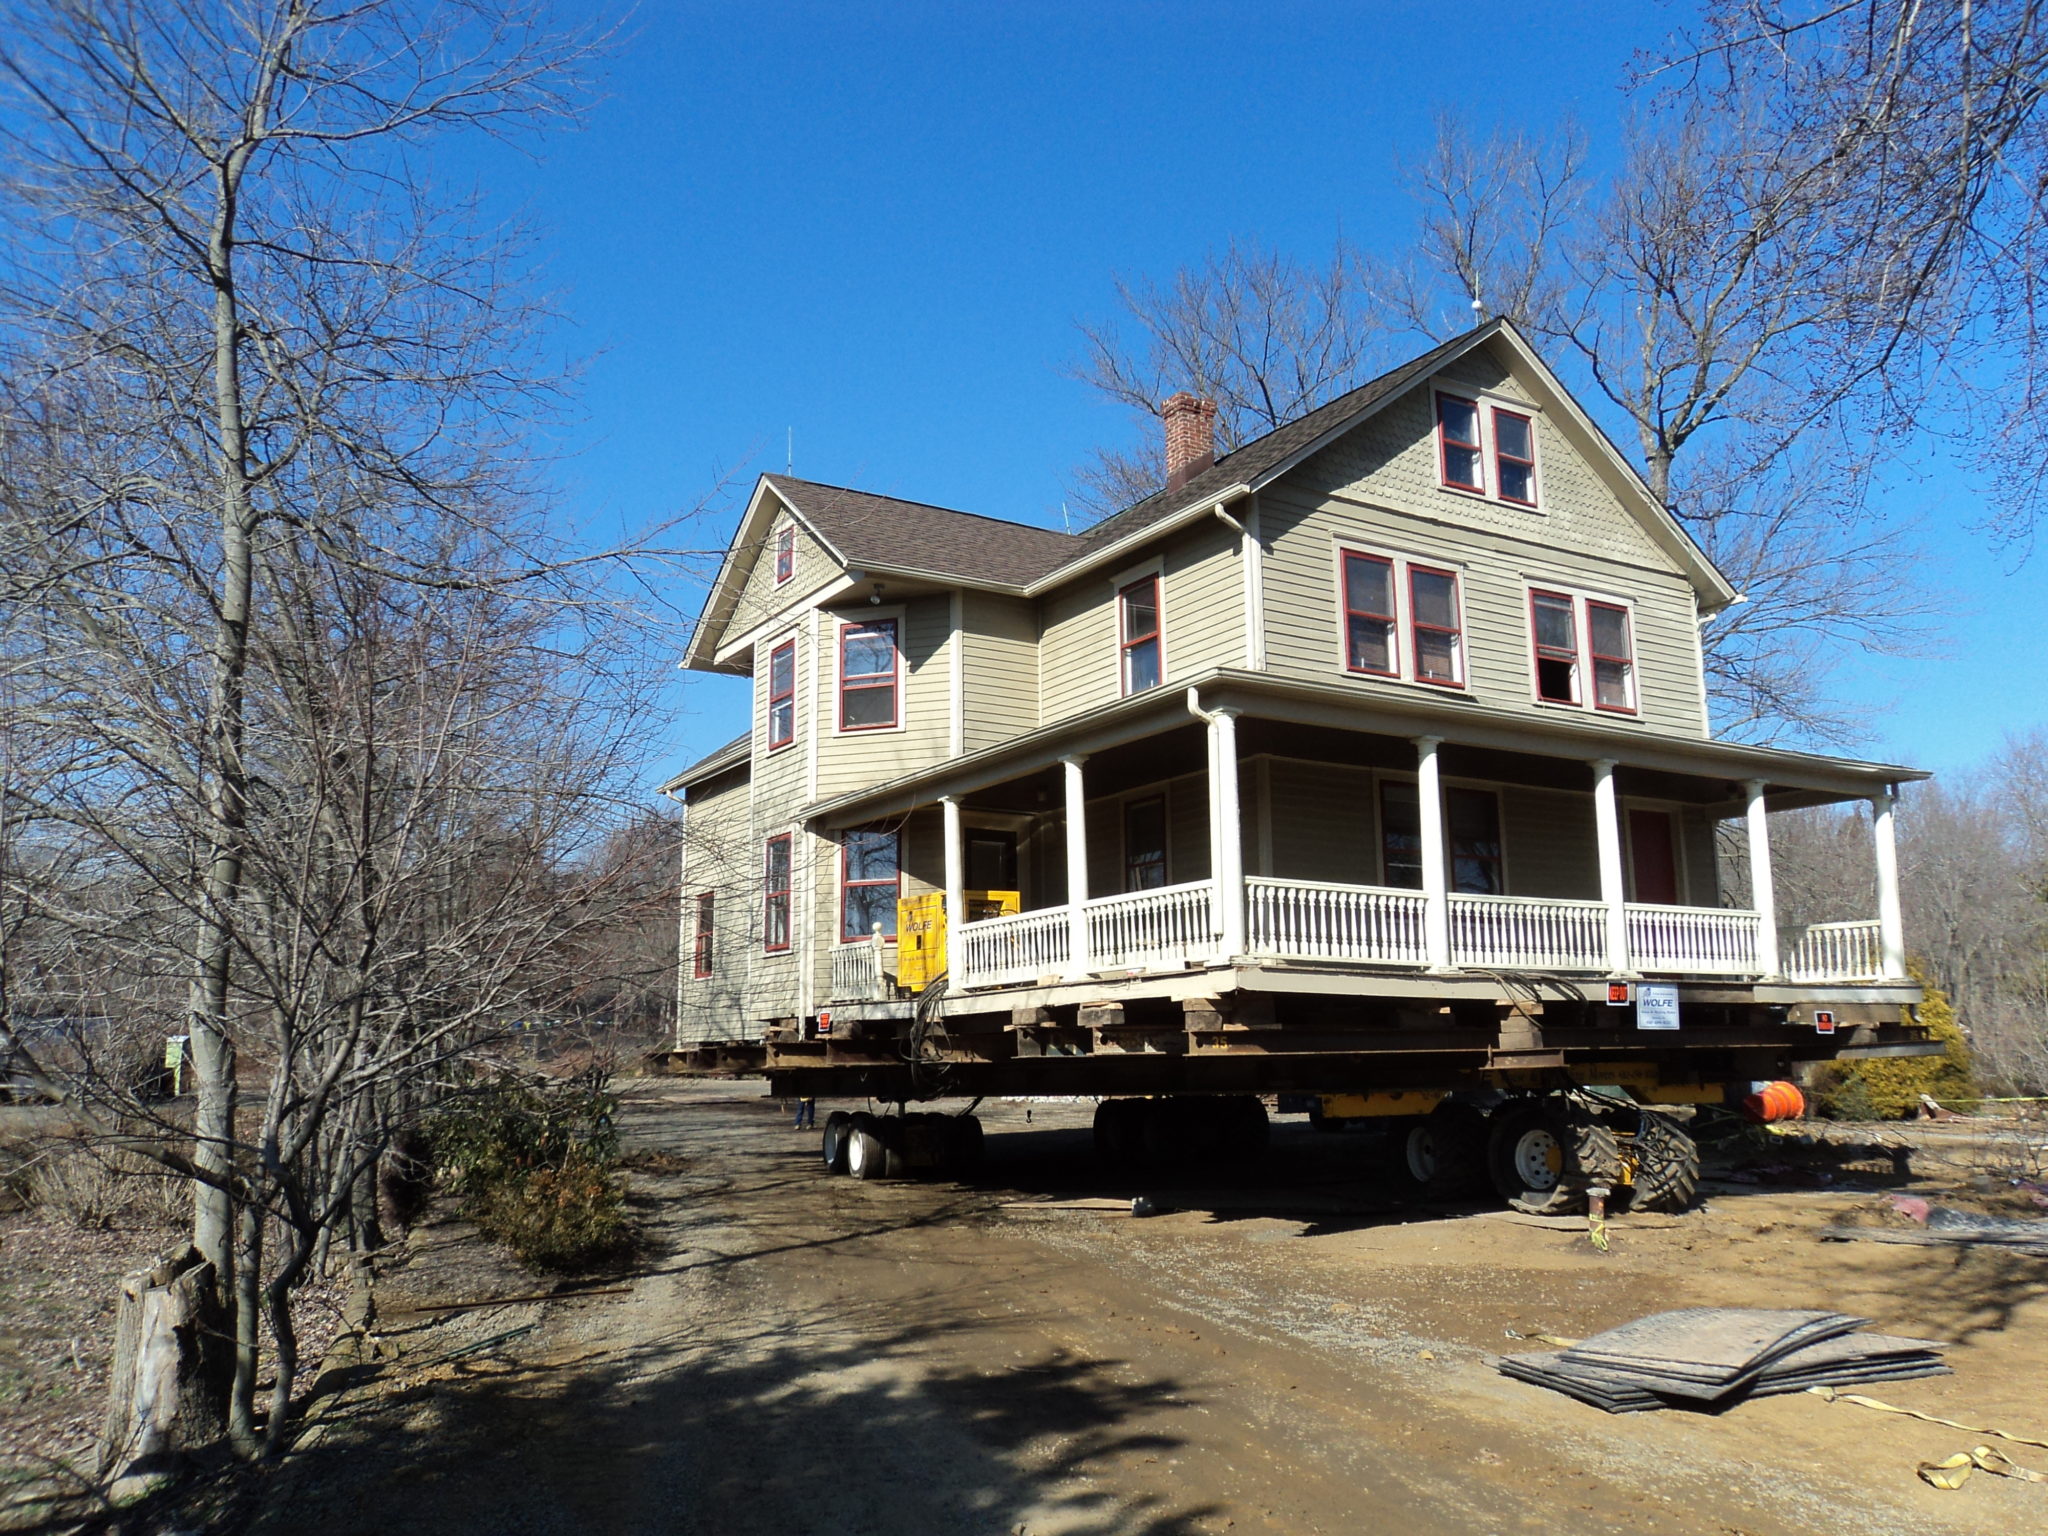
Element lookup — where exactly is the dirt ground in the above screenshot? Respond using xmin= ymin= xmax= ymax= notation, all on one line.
xmin=196 ymin=1084 xmax=2048 ymax=1533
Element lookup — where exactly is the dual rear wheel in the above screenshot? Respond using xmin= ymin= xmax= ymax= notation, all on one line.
xmin=826 ymin=1109 xmax=982 ymax=1181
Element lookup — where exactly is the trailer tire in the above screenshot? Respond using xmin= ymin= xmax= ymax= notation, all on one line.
xmin=822 ymin=1111 xmax=852 ymax=1174
xmin=1397 ymin=1102 xmax=1490 ymax=1199
xmin=1221 ymin=1097 xmax=1269 ymax=1160
xmin=847 ymin=1113 xmax=888 ymax=1181
xmin=1628 ymin=1109 xmax=1701 ymax=1212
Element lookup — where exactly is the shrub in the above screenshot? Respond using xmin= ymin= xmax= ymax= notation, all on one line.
xmin=429 ymin=1067 xmax=630 ymax=1270
xmin=1811 ymin=974 xmax=1973 ymax=1120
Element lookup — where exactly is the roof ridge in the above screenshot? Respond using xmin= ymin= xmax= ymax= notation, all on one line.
xmin=766 ymin=474 xmax=1079 ymax=543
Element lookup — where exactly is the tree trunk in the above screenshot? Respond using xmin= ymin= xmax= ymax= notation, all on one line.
xmin=99 ymin=1244 xmax=226 ymax=1500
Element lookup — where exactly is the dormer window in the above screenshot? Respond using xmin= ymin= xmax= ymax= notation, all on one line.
xmin=1119 ymin=575 xmax=1162 ymax=694
xmin=1435 ymin=391 xmax=1540 ymax=507
xmin=773 ymin=525 xmax=795 ymax=585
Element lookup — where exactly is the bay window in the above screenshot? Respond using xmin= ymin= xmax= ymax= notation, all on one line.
xmin=766 ymin=638 xmax=796 ymax=749
xmin=840 ymin=828 xmax=901 ymax=941
xmin=838 ymin=618 xmax=899 ymax=730
xmin=1119 ymin=575 xmax=1162 ymax=694
xmin=762 ymin=836 xmax=791 ymax=952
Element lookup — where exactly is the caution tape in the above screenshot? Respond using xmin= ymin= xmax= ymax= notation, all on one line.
xmin=1919 ymin=1446 xmax=2048 ymax=1490
xmin=1809 ymin=1386 xmax=2048 ymax=1449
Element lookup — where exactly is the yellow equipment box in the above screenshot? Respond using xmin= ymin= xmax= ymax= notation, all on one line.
xmin=896 ymin=889 xmax=1019 ymax=990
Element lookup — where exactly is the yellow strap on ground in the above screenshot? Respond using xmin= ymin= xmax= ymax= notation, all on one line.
xmin=1918 ymin=1446 xmax=2048 ymax=1490
xmin=1809 ymin=1387 xmax=2048 ymax=1450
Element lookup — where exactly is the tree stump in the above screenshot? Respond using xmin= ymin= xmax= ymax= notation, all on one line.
xmin=99 ymin=1242 xmax=225 ymax=1499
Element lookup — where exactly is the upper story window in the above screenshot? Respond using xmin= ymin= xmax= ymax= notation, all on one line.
xmin=1342 ymin=552 xmax=1398 ymax=677
xmin=838 ymin=618 xmax=899 ymax=730
xmin=840 ymin=828 xmax=900 ymax=941
xmin=1525 ymin=588 xmax=1638 ymax=714
xmin=1336 ymin=546 xmax=1466 ymax=691
xmin=1588 ymin=601 xmax=1637 ymax=713
xmin=692 ymin=892 xmax=716 ymax=978
xmin=1435 ymin=390 xmax=1541 ymax=507
xmin=762 ymin=836 xmax=791 ymax=952
xmin=1408 ymin=565 xmax=1465 ymax=687
xmin=765 ymin=638 xmax=796 ymax=749
xmin=1119 ymin=575 xmax=1162 ymax=694
xmin=773 ymin=525 xmax=795 ymax=585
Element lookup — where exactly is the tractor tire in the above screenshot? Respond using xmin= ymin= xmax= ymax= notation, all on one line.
xmin=1488 ymin=1098 xmax=1626 ymax=1215
xmin=821 ymin=1111 xmax=852 ymax=1174
xmin=846 ymin=1113 xmax=886 ymax=1180
xmin=1396 ymin=1101 xmax=1491 ymax=1200
xmin=1628 ymin=1109 xmax=1701 ymax=1212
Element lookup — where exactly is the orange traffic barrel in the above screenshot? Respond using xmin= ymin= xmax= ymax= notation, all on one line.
xmin=1742 ymin=1080 xmax=1806 ymax=1123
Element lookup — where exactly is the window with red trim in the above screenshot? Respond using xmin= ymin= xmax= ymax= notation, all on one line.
xmin=765 ymin=639 xmax=796 ymax=749
xmin=1342 ymin=552 xmax=1398 ymax=676
xmin=692 ymin=892 xmax=715 ymax=978
xmin=1530 ymin=590 xmax=1579 ymax=703
xmin=1119 ymin=575 xmax=1162 ymax=694
xmin=1589 ymin=602 xmax=1636 ymax=712
xmin=840 ymin=828 xmax=900 ymax=941
xmin=773 ymin=525 xmax=794 ymax=585
xmin=1492 ymin=408 xmax=1537 ymax=505
xmin=1408 ymin=566 xmax=1464 ymax=686
xmin=1436 ymin=394 xmax=1483 ymax=491
xmin=838 ymin=619 xmax=899 ymax=730
xmin=762 ymin=836 xmax=791 ymax=951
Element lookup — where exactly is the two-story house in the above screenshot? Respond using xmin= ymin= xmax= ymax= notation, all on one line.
xmin=663 ymin=320 xmax=1925 ymax=1143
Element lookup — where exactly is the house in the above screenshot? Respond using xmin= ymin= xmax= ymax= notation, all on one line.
xmin=663 ymin=319 xmax=1923 ymax=1073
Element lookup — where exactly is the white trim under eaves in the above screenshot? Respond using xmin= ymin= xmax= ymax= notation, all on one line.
xmin=1020 ymin=488 xmax=1252 ymax=597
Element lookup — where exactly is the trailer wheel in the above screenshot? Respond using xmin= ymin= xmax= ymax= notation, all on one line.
xmin=1396 ymin=1102 xmax=1490 ymax=1199
xmin=946 ymin=1113 xmax=985 ymax=1173
xmin=821 ymin=1111 xmax=852 ymax=1174
xmin=1221 ymin=1097 xmax=1269 ymax=1160
xmin=1627 ymin=1109 xmax=1700 ymax=1212
xmin=847 ymin=1113 xmax=888 ymax=1180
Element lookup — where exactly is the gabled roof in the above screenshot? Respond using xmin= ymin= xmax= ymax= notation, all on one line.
xmin=763 ymin=476 xmax=1079 ymax=587
xmin=682 ymin=319 xmax=1737 ymax=671
xmin=658 ymin=731 xmax=750 ymax=797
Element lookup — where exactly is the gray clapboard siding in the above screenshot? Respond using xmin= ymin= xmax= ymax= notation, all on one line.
xmin=962 ymin=592 xmax=1039 ymax=750
xmin=814 ymin=593 xmax=956 ymax=797
xmin=1259 ymin=759 xmax=1379 ymax=885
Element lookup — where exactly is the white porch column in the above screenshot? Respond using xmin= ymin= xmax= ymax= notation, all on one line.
xmin=1592 ymin=758 xmax=1632 ymax=975
xmin=1871 ymin=784 xmax=1908 ymax=980
xmin=1062 ymin=754 xmax=1090 ymax=979
xmin=1415 ymin=735 xmax=1452 ymax=970
xmin=1209 ymin=708 xmax=1245 ymax=958
xmin=940 ymin=794 xmax=965 ymax=937
xmin=1744 ymin=778 xmax=1781 ymax=977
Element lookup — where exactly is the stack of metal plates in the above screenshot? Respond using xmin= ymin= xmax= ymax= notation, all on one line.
xmin=1499 ymin=1308 xmax=1950 ymax=1414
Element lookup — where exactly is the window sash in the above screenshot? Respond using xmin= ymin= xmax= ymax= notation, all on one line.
xmin=840 ymin=829 xmax=901 ymax=941
xmin=1436 ymin=394 xmax=1484 ymax=491
xmin=1492 ymin=408 xmax=1537 ymax=505
xmin=1530 ymin=590 xmax=1580 ymax=704
xmin=762 ymin=836 xmax=791 ymax=951
xmin=1119 ymin=576 xmax=1162 ymax=694
xmin=1123 ymin=796 xmax=1168 ymax=891
xmin=1408 ymin=565 xmax=1464 ymax=686
xmin=838 ymin=619 xmax=899 ymax=730
xmin=1588 ymin=601 xmax=1636 ymax=712
xmin=1342 ymin=552 xmax=1398 ymax=676
xmin=1379 ymin=779 xmax=1423 ymax=889
xmin=1447 ymin=787 xmax=1504 ymax=895
xmin=773 ymin=526 xmax=794 ymax=584
xmin=692 ymin=892 xmax=715 ymax=978
xmin=766 ymin=639 xmax=796 ymax=748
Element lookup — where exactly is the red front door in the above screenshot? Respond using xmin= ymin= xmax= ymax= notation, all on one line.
xmin=1627 ymin=809 xmax=1680 ymax=905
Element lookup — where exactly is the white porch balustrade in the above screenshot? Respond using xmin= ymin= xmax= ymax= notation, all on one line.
xmin=949 ymin=882 xmax=1896 ymax=991
xmin=1785 ymin=920 xmax=1884 ymax=984
xmin=828 ymin=936 xmax=894 ymax=1002
xmin=1449 ymin=893 xmax=1609 ymax=970
xmin=1626 ymin=904 xmax=1762 ymax=976
xmin=1085 ymin=880 xmax=1217 ymax=971
xmin=1248 ymin=878 xmax=1428 ymax=965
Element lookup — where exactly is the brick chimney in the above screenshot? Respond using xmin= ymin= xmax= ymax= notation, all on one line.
xmin=1161 ymin=392 xmax=1218 ymax=493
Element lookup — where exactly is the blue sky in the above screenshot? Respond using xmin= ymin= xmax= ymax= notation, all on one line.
xmin=481 ymin=1 xmax=2046 ymax=783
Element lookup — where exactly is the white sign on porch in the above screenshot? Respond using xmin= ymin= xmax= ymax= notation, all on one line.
xmin=1635 ymin=982 xmax=1681 ymax=1031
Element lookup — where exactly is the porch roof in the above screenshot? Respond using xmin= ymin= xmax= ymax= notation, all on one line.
xmin=802 ymin=667 xmax=1928 ymax=828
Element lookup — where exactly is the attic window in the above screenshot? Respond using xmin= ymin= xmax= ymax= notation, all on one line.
xmin=1436 ymin=394 xmax=1484 ymax=491
xmin=1493 ymin=408 xmax=1537 ymax=505
xmin=773 ymin=525 xmax=795 ymax=585
xmin=1436 ymin=392 xmax=1541 ymax=506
